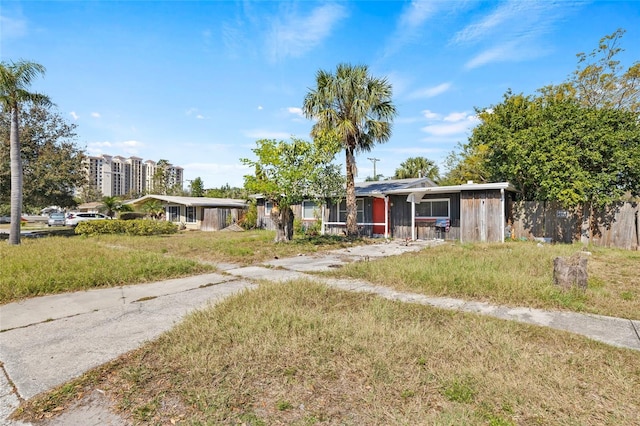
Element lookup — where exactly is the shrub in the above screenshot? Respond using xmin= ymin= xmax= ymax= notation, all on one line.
xmin=75 ymin=219 xmax=178 ymax=236
xmin=119 ymin=212 xmax=146 ymax=221
xmin=239 ymin=201 xmax=257 ymax=230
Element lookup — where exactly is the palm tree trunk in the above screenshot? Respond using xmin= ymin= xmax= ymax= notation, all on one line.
xmin=345 ymin=146 xmax=358 ymax=236
xmin=9 ymin=107 xmax=22 ymax=245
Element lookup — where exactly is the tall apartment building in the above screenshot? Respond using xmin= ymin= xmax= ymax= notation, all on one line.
xmin=83 ymin=155 xmax=183 ymax=198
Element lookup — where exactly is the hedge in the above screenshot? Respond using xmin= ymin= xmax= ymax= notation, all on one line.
xmin=74 ymin=219 xmax=179 ymax=236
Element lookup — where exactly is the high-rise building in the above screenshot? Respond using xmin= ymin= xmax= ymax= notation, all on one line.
xmin=82 ymin=155 xmax=183 ymax=198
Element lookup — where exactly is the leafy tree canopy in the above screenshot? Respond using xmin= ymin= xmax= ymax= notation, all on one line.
xmin=189 ymin=177 xmax=204 ymax=197
xmin=0 ymin=103 xmax=86 ymax=211
xmin=443 ymin=29 xmax=640 ymax=206
xmin=467 ymin=91 xmax=640 ymax=207
xmin=241 ymin=137 xmax=344 ymax=241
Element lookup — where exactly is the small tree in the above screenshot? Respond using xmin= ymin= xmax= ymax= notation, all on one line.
xmin=241 ymin=137 xmax=344 ymax=242
xmin=190 ymin=177 xmax=204 ymax=197
xmin=141 ymin=199 xmax=164 ymax=220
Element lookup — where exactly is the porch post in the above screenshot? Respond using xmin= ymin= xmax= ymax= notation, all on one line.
xmin=384 ymin=196 xmax=389 ymax=239
xmin=500 ymin=188 xmax=505 ymax=243
xmin=411 ymin=195 xmax=416 ymax=241
xmin=321 ymin=203 xmax=325 ymax=236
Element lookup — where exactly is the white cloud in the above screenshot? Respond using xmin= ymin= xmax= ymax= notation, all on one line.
xmin=408 ymin=83 xmax=452 ymax=100
xmin=422 ymin=110 xmax=441 ymax=120
xmin=443 ymin=112 xmax=469 ymax=122
xmin=267 ymin=3 xmax=348 ymax=62
xmin=0 ymin=15 xmax=27 ymax=39
xmin=398 ymin=0 xmax=438 ymax=30
xmin=257 ymin=105 xmax=263 ymax=110
xmin=452 ymin=1 xmax=580 ymax=69
xmin=421 ymin=113 xmax=479 ymax=137
xmin=91 ymin=112 xmax=101 ymax=118
xmin=86 ymin=140 xmax=144 ymax=156
xmin=287 ymin=107 xmax=304 ymax=118
xmin=182 ymin=163 xmax=251 ymax=188
xmin=70 ymin=111 xmax=79 ymax=121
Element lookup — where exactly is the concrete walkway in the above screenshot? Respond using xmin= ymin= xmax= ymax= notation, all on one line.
xmin=1 ymin=240 xmax=639 ymax=425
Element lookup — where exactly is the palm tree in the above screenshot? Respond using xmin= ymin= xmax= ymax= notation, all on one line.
xmin=303 ymin=64 xmax=396 ymax=236
xmin=99 ymin=196 xmax=120 ymax=218
xmin=0 ymin=60 xmax=51 ymax=245
xmin=393 ymin=156 xmax=440 ymax=181
xmin=141 ymin=199 xmax=165 ymax=220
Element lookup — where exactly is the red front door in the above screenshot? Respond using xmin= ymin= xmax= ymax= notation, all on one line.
xmin=372 ymin=198 xmax=385 ymax=235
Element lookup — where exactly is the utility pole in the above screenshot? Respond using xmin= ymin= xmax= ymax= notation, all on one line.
xmin=368 ymin=157 xmax=380 ymax=180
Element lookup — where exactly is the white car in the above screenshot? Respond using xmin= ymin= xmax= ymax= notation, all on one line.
xmin=65 ymin=212 xmax=111 ymax=227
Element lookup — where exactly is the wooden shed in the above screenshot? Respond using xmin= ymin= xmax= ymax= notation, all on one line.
xmin=127 ymin=195 xmax=248 ymax=231
xmin=387 ymin=182 xmax=517 ymax=242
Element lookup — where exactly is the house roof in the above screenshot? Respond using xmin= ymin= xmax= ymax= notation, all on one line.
xmin=355 ymin=177 xmax=437 ymax=197
xmin=127 ymin=195 xmax=248 ymax=208
xmin=385 ymin=181 xmax=517 ymax=203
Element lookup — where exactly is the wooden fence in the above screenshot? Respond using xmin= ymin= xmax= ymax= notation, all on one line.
xmin=511 ymin=201 xmax=639 ymax=250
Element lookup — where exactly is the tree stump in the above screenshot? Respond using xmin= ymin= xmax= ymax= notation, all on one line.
xmin=553 ymin=254 xmax=588 ymax=291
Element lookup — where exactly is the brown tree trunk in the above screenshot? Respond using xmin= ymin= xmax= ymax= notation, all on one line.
xmin=345 ymin=146 xmax=358 ymax=236
xmin=272 ymin=205 xmax=294 ymax=242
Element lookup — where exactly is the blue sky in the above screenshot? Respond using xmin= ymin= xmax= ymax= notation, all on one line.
xmin=2 ymin=1 xmax=639 ymax=189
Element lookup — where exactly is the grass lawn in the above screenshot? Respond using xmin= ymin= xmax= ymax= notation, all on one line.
xmin=323 ymin=241 xmax=640 ymax=320
xmin=6 ymin=231 xmax=640 ymax=424
xmin=0 ymin=230 xmax=366 ymax=304
xmin=18 ymin=282 xmax=640 ymax=425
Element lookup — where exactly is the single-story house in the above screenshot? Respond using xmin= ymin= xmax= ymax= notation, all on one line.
xmin=255 ymin=179 xmax=517 ymax=243
xmin=127 ymin=195 xmax=248 ymax=231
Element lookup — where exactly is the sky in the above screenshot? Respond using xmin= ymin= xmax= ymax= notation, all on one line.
xmin=1 ymin=0 xmax=639 ymax=189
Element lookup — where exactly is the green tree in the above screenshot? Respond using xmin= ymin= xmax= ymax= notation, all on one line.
xmin=189 ymin=177 xmax=204 ymax=197
xmin=99 ymin=196 xmax=122 ymax=218
xmin=1 ymin=103 xmax=86 ymax=210
xmin=141 ymin=199 xmax=164 ymax=220
xmin=393 ymin=156 xmax=440 ymax=181
xmin=303 ymin=63 xmax=396 ymax=236
xmin=205 ymin=184 xmax=249 ymax=199
xmin=466 ymin=91 xmax=640 ymax=207
xmin=241 ymin=137 xmax=344 ymax=242
xmin=0 ymin=60 xmax=51 ymax=245
xmin=549 ymin=28 xmax=639 ymax=112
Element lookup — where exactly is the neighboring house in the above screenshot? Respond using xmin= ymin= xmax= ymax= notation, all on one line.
xmin=127 ymin=195 xmax=248 ymax=231
xmin=255 ymin=179 xmax=517 ymax=243
xmin=75 ymin=202 xmax=102 ymax=213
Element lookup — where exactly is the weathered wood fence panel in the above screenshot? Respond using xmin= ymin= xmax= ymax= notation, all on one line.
xmin=202 ymin=208 xmax=243 ymax=231
xmin=511 ymin=201 xmax=639 ymax=250
xmin=461 ymin=191 xmax=504 ymax=243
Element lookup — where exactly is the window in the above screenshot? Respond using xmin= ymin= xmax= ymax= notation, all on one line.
xmin=185 ymin=206 xmax=196 ymax=223
xmin=337 ymin=199 xmax=364 ymax=223
xmin=302 ymin=200 xmax=319 ymax=220
xmin=167 ymin=206 xmax=180 ymax=222
xmin=416 ymin=199 xmax=449 ymax=218
xmin=265 ymin=201 xmax=273 ymax=216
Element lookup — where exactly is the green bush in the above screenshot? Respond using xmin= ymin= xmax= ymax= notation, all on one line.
xmin=240 ymin=201 xmax=257 ymax=230
xmin=75 ymin=219 xmax=178 ymax=236
xmin=119 ymin=212 xmax=146 ymax=221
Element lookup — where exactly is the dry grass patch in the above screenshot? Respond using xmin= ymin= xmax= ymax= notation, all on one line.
xmin=0 ymin=230 xmax=367 ymax=304
xmin=19 ymin=281 xmax=640 ymax=425
xmin=92 ymin=230 xmax=368 ymax=265
xmin=0 ymin=236 xmax=213 ymax=303
xmin=324 ymin=241 xmax=640 ymax=319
